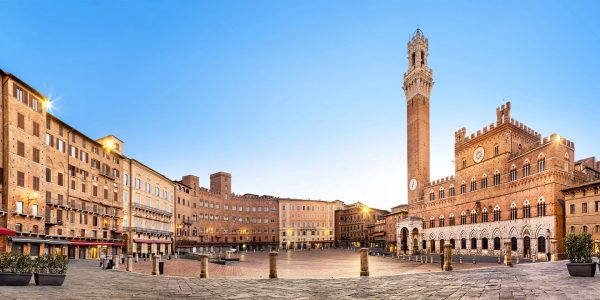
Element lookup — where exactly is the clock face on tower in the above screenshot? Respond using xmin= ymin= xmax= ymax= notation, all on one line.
xmin=473 ymin=146 xmax=485 ymax=164
xmin=409 ymin=178 xmax=417 ymax=191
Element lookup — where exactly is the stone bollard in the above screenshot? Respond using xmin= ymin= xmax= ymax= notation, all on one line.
xmin=360 ymin=248 xmax=369 ymax=276
xmin=408 ymin=255 xmax=411 ymax=261
xmin=497 ymin=256 xmax=501 ymax=264
xmin=126 ymin=254 xmax=133 ymax=272
xmin=516 ymin=253 xmax=520 ymax=264
xmin=431 ymin=256 xmax=434 ymax=264
xmin=472 ymin=257 xmax=476 ymax=264
xmin=504 ymin=242 xmax=513 ymax=267
xmin=199 ymin=254 xmax=208 ymax=278
xmin=443 ymin=244 xmax=452 ymax=271
xmin=152 ymin=255 xmax=159 ymax=275
xmin=134 ymin=253 xmax=139 ymax=263
xmin=175 ymin=253 xmax=178 ymax=259
xmin=113 ymin=255 xmax=119 ymax=269
xmin=459 ymin=257 xmax=462 ymax=264
xmin=269 ymin=252 xmax=278 ymax=279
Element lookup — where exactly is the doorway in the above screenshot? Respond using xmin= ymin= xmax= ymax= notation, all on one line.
xmin=524 ymin=236 xmax=531 ymax=258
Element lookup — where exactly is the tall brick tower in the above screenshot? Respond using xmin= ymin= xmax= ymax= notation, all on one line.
xmin=404 ymin=28 xmax=433 ymax=204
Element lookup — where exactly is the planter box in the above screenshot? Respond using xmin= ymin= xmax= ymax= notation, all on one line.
xmin=566 ymin=262 xmax=596 ymax=277
xmin=34 ymin=273 xmax=67 ymax=286
xmin=0 ymin=273 xmax=33 ymax=286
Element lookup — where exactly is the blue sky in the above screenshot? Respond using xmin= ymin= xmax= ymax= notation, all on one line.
xmin=2 ymin=1 xmax=599 ymax=209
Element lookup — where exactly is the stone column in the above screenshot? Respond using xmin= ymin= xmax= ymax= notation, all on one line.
xmin=269 ymin=252 xmax=278 ymax=279
xmin=152 ymin=255 xmax=159 ymax=275
xmin=360 ymin=248 xmax=369 ymax=276
xmin=504 ymin=242 xmax=513 ymax=267
xmin=551 ymin=240 xmax=558 ymax=261
xmin=443 ymin=244 xmax=452 ymax=271
xmin=126 ymin=254 xmax=133 ymax=272
xmin=407 ymin=237 xmax=413 ymax=255
xmin=199 ymin=254 xmax=208 ymax=278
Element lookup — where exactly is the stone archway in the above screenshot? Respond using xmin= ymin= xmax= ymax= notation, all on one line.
xmin=400 ymin=227 xmax=409 ymax=253
xmin=412 ymin=228 xmax=419 ymax=254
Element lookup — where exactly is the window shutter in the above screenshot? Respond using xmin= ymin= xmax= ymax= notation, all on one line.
xmin=13 ymin=83 xmax=17 ymax=97
xmin=24 ymin=91 xmax=29 ymax=106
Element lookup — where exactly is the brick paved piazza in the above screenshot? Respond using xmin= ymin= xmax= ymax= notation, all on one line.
xmin=1 ymin=250 xmax=600 ymax=299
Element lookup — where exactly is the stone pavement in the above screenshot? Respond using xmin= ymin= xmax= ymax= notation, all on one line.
xmin=1 ymin=258 xmax=600 ymax=299
xmin=132 ymin=249 xmax=497 ymax=278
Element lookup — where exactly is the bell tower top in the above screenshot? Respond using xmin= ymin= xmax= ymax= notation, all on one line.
xmin=407 ymin=28 xmax=429 ymax=71
xmin=404 ymin=28 xmax=433 ymax=101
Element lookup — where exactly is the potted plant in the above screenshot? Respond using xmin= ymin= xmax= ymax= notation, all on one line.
xmin=565 ymin=233 xmax=596 ymax=277
xmin=0 ymin=252 xmax=33 ymax=286
xmin=34 ymin=254 xmax=68 ymax=286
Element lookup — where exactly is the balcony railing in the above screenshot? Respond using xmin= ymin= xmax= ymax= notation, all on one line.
xmin=133 ymin=226 xmax=173 ymax=236
xmin=133 ymin=202 xmax=173 ymax=217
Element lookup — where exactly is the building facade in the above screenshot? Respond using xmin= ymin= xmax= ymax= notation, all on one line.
xmin=0 ymin=70 xmax=125 ymax=258
xmin=278 ymin=199 xmax=343 ymax=250
xmin=173 ymin=173 xmax=280 ymax=253
xmin=396 ymin=29 xmax=598 ymax=260
xmin=562 ymin=180 xmax=600 ymax=253
xmin=335 ymin=202 xmax=389 ymax=248
xmin=122 ymin=159 xmax=175 ymax=257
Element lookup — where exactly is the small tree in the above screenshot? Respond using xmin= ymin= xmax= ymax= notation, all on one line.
xmin=564 ymin=233 xmax=593 ymax=263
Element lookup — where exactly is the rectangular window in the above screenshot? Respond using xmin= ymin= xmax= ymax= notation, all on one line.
xmin=45 ymin=133 xmax=54 ymax=147
xmin=58 ymin=173 xmax=64 ymax=186
xmin=17 ymin=141 xmax=25 ymax=157
xmin=33 ymin=148 xmax=40 ymax=163
xmin=17 ymin=171 xmax=25 ymax=187
xmin=16 ymin=201 xmax=23 ymax=214
xmin=46 ymin=168 xmax=52 ymax=182
xmin=17 ymin=113 xmax=25 ymax=129
xmin=32 ymin=121 xmax=40 ymax=137
xmin=33 ymin=176 xmax=40 ymax=191
xmin=582 ymin=203 xmax=588 ymax=214
xmin=570 ymin=204 xmax=575 ymax=214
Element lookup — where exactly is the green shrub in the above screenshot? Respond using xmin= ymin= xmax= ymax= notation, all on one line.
xmin=564 ymin=233 xmax=594 ymax=263
xmin=33 ymin=254 xmax=69 ymax=274
xmin=0 ymin=252 xmax=33 ymax=273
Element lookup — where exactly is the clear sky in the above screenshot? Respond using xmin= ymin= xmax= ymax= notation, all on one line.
xmin=2 ymin=1 xmax=599 ymax=210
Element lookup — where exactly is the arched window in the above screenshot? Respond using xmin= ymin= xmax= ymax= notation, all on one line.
xmin=461 ymin=211 xmax=467 ymax=225
xmin=470 ymin=209 xmax=477 ymax=224
xmin=494 ymin=144 xmax=499 ymax=156
xmin=538 ymin=236 xmax=546 ymax=253
xmin=471 ymin=238 xmax=477 ymax=249
xmin=429 ymin=189 xmax=435 ymax=201
xmin=523 ymin=160 xmax=531 ymax=177
xmin=493 ymin=170 xmax=501 ymax=186
xmin=460 ymin=181 xmax=467 ymax=194
xmin=449 ymin=213 xmax=456 ymax=226
xmin=421 ymin=51 xmax=425 ymax=66
xmin=538 ymin=154 xmax=546 ymax=172
xmin=494 ymin=205 xmax=501 ymax=221
xmin=510 ymin=165 xmax=518 ymax=181
xmin=461 ymin=238 xmax=467 ymax=249
xmin=510 ymin=202 xmax=517 ymax=220
xmin=494 ymin=237 xmax=501 ymax=250
xmin=481 ymin=174 xmax=488 ymax=189
xmin=570 ymin=226 xmax=575 ymax=233
xmin=583 ymin=226 xmax=588 ymax=233
xmin=596 ymin=225 xmax=600 ymax=233
xmin=511 ymin=237 xmax=517 ymax=251
xmin=482 ymin=237 xmax=489 ymax=250
xmin=450 ymin=239 xmax=456 ymax=249
xmin=482 ymin=208 xmax=489 ymax=222
xmin=523 ymin=200 xmax=530 ymax=219
xmin=564 ymin=152 xmax=570 ymax=172
xmin=470 ymin=177 xmax=477 ymax=192
xmin=537 ymin=197 xmax=546 ymax=217
xmin=429 ymin=216 xmax=435 ymax=228
xmin=462 ymin=158 xmax=467 ymax=169
xmin=411 ymin=52 xmax=416 ymax=67
xmin=439 ymin=187 xmax=445 ymax=199
xmin=449 ymin=184 xmax=455 ymax=197
xmin=439 ymin=215 xmax=445 ymax=227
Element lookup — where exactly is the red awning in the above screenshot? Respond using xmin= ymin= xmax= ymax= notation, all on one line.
xmin=0 ymin=227 xmax=16 ymax=236
xmin=133 ymin=239 xmax=171 ymax=244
